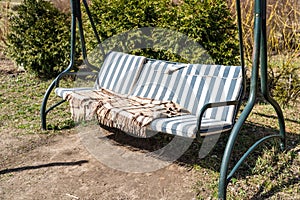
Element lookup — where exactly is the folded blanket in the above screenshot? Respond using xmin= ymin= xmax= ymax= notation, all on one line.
xmin=65 ymin=88 xmax=190 ymax=137
xmin=65 ymin=89 xmax=116 ymax=122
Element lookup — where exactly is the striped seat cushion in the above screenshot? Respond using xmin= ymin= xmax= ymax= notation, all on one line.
xmin=95 ymin=51 xmax=146 ymax=95
xmin=150 ymin=115 xmax=233 ymax=137
xmin=131 ymin=60 xmax=242 ymax=136
xmin=55 ymin=87 xmax=95 ymax=99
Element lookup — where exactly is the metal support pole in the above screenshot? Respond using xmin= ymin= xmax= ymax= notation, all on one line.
xmin=218 ymin=0 xmax=286 ymax=198
xmin=259 ymin=0 xmax=286 ymax=150
xmin=218 ymin=1 xmax=262 ymax=197
xmin=40 ymin=0 xmax=78 ymax=129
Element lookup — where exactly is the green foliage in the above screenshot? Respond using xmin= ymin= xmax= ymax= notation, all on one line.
xmin=268 ymin=55 xmax=300 ymax=107
xmin=6 ymin=0 xmax=75 ymax=79
xmin=266 ymin=0 xmax=300 ymax=106
xmin=86 ymin=0 xmax=239 ymax=65
xmin=228 ymin=0 xmax=300 ymax=106
xmin=162 ymin=0 xmax=239 ymax=65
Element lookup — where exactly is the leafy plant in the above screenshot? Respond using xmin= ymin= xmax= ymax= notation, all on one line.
xmin=163 ymin=0 xmax=240 ymax=65
xmin=6 ymin=0 xmax=78 ymax=79
xmin=268 ymin=54 xmax=300 ymax=107
xmin=86 ymin=0 xmax=239 ymax=65
xmin=227 ymin=0 xmax=300 ymax=106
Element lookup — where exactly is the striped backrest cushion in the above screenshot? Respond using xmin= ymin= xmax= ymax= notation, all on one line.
xmin=131 ymin=60 xmax=187 ymax=102
xmin=131 ymin=60 xmax=242 ymax=122
xmin=182 ymin=64 xmax=242 ymax=122
xmin=95 ymin=51 xmax=146 ymax=95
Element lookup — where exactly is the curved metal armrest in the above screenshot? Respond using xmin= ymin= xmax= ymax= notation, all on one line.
xmin=55 ymin=71 xmax=98 ymax=87
xmin=196 ymin=100 xmax=239 ymax=139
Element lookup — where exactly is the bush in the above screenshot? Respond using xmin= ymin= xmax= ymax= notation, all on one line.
xmin=86 ymin=0 xmax=239 ymax=65
xmin=267 ymin=0 xmax=300 ymax=106
xmin=269 ymin=55 xmax=300 ymax=107
xmin=163 ymin=0 xmax=240 ymax=65
xmin=227 ymin=0 xmax=300 ymax=106
xmin=6 ymin=0 xmax=76 ymax=79
xmin=0 ymin=1 xmax=11 ymax=58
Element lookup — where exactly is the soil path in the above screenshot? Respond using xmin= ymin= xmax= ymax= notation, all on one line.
xmin=0 ymin=129 xmax=199 ymax=200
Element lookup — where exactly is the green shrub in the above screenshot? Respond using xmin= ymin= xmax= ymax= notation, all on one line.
xmin=266 ymin=0 xmax=300 ymax=106
xmin=6 ymin=0 xmax=76 ymax=79
xmin=227 ymin=0 xmax=300 ymax=106
xmin=86 ymin=0 xmax=239 ymax=65
xmin=269 ymin=55 xmax=300 ymax=107
xmin=162 ymin=0 xmax=239 ymax=65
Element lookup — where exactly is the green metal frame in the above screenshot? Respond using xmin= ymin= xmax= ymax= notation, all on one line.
xmin=218 ymin=0 xmax=286 ymax=198
xmin=40 ymin=0 xmax=286 ymax=199
xmin=40 ymin=0 xmax=100 ymax=129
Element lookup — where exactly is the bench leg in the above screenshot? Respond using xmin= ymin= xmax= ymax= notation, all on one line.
xmin=218 ymin=103 xmax=285 ymax=199
xmin=260 ymin=93 xmax=286 ymax=150
xmin=260 ymin=12 xmax=286 ymax=151
xmin=218 ymin=0 xmax=287 ymax=197
xmin=218 ymin=97 xmax=255 ymax=199
xmin=218 ymin=95 xmax=286 ymax=199
xmin=40 ymin=80 xmax=56 ymax=130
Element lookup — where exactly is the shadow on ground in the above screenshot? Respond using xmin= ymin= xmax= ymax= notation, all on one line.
xmin=87 ymin=116 xmax=299 ymax=198
xmin=0 ymin=160 xmax=89 ymax=175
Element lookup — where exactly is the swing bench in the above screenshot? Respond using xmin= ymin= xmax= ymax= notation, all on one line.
xmin=40 ymin=0 xmax=286 ymax=199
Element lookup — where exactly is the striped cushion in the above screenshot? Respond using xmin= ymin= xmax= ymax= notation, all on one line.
xmin=131 ymin=60 xmax=187 ymax=103
xmin=150 ymin=115 xmax=233 ymax=138
xmin=131 ymin=61 xmax=242 ymax=120
xmin=181 ymin=64 xmax=242 ymax=122
xmin=55 ymin=87 xmax=95 ymax=99
xmin=95 ymin=51 xmax=146 ymax=95
xmin=132 ymin=60 xmax=242 ymax=136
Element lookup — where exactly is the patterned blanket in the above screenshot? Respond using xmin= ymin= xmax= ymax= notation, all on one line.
xmin=65 ymin=88 xmax=190 ymax=137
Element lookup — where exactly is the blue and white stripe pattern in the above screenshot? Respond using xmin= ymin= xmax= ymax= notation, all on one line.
xmin=55 ymin=51 xmax=145 ymax=99
xmin=95 ymin=51 xmax=146 ymax=95
xmin=131 ymin=60 xmax=243 ymax=137
xmin=181 ymin=64 xmax=242 ymax=122
xmin=55 ymin=87 xmax=95 ymax=99
xmin=131 ymin=60 xmax=188 ymax=103
xmin=150 ymin=115 xmax=233 ymax=138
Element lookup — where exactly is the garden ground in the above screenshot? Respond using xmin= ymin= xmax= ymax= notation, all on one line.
xmin=0 ymin=64 xmax=299 ymax=199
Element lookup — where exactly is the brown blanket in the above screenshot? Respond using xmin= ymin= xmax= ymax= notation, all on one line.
xmin=65 ymin=88 xmax=190 ymax=137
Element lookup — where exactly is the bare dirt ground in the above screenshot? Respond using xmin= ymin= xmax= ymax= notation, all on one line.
xmin=0 ymin=128 xmax=199 ymax=200
xmin=0 ymin=59 xmax=200 ymax=200
xmin=1 ymin=60 xmax=298 ymax=199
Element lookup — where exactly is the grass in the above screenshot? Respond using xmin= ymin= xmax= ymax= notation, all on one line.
xmin=0 ymin=68 xmax=74 ymax=135
xmin=0 ymin=68 xmax=299 ymax=199
xmin=183 ymin=101 xmax=299 ymax=199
